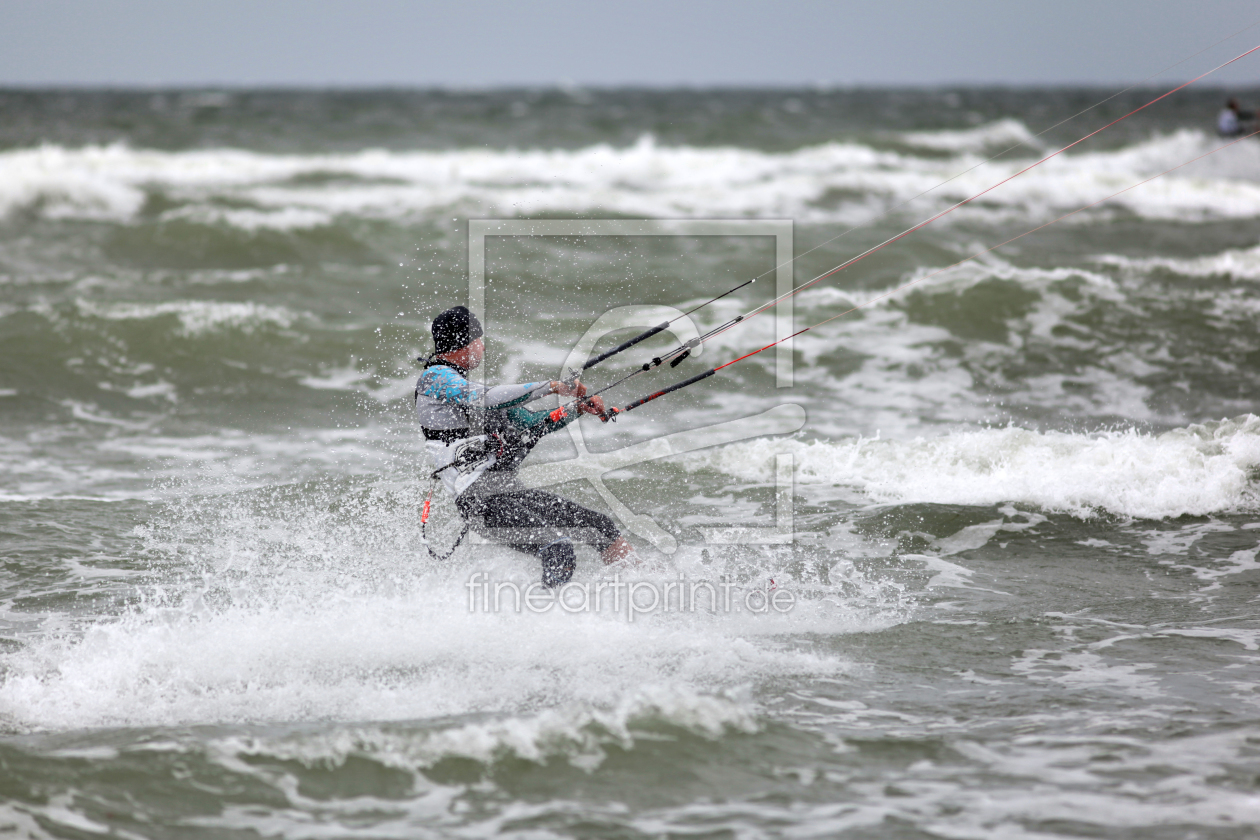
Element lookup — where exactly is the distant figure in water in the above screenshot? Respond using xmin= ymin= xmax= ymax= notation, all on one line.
xmin=1217 ymin=98 xmax=1254 ymax=137
xmin=414 ymin=306 xmax=634 ymax=586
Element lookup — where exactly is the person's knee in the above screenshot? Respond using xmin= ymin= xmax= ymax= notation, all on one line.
xmin=455 ymin=493 xmax=480 ymax=520
xmin=539 ymin=540 xmax=576 ymax=588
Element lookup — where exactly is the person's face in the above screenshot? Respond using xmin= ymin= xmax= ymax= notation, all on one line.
xmin=467 ymin=337 xmax=485 ymax=369
xmin=452 ymin=337 xmax=485 ymax=370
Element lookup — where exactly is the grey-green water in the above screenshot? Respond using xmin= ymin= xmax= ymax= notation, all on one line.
xmin=2 ymin=86 xmax=1260 ymax=838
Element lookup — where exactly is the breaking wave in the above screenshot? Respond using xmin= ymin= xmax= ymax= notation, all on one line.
xmin=3 ymin=128 xmax=1259 ymax=230
xmin=215 ymin=686 xmax=760 ymax=775
xmin=0 ymin=473 xmax=892 ymax=731
xmin=73 ymin=299 xmax=303 ymax=336
xmin=685 ymin=416 xmax=1260 ymax=519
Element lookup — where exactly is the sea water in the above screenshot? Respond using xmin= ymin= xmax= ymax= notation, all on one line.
xmin=2 ymin=87 xmax=1260 ymax=838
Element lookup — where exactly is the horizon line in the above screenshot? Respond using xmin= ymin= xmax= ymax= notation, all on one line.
xmin=3 ymin=81 xmax=1259 ymax=93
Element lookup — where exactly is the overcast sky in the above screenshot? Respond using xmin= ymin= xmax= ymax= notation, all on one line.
xmin=2 ymin=0 xmax=1258 ymax=88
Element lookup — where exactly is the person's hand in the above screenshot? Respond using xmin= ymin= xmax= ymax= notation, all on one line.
xmin=578 ymin=395 xmax=606 ymax=416
xmin=551 ymin=379 xmax=587 ymax=398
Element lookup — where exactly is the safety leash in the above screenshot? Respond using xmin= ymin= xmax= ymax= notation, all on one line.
xmin=421 ymin=478 xmax=469 ymax=561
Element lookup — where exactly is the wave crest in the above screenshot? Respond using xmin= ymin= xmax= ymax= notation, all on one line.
xmin=5 ymin=131 xmax=1259 ymax=229
xmin=684 ymin=416 xmax=1260 ymax=519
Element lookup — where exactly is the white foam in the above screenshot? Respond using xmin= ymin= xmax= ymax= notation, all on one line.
xmin=687 ymin=253 xmax=1198 ymax=432
xmin=159 ymin=204 xmax=334 ymax=231
xmin=297 ymin=364 xmax=409 ymax=403
xmin=1098 ymin=242 xmax=1260 ymax=281
xmin=4 ymin=131 xmax=1258 ymax=229
xmin=0 ymin=577 xmax=850 ymax=730
xmin=1013 ymin=649 xmax=1162 ymax=699
xmin=685 ymin=240 xmax=1260 ymax=432
xmin=1181 ymin=547 xmax=1260 ymax=591
xmin=929 ymin=731 xmax=1260 ymax=832
xmin=0 ymin=144 xmax=149 ymax=221
xmin=900 ymin=118 xmax=1041 ymax=153
xmin=74 ymin=298 xmax=303 ymax=336
xmin=682 ymin=415 xmax=1260 ymax=519
xmin=0 ymin=475 xmax=885 ymax=730
xmin=830 ymin=248 xmax=1260 ymax=426
xmin=60 ymin=399 xmax=154 ymax=430
xmin=1159 ymin=626 xmax=1260 ymax=650
xmin=685 ymin=294 xmax=988 ymax=438
xmin=123 ymin=380 xmax=178 ymax=402
xmin=213 ymin=685 xmax=759 ymax=774
xmin=1139 ymin=521 xmax=1237 ymax=556
xmin=0 ymin=424 xmax=402 ymax=501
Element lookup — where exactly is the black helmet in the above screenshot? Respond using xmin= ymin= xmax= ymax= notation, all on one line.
xmin=431 ymin=306 xmax=484 ymax=354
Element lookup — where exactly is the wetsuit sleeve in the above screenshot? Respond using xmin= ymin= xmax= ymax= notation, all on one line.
xmin=484 ymin=382 xmax=550 ymax=408
xmin=418 ymin=366 xmax=548 ymax=408
xmin=506 ymin=403 xmax=577 ymax=435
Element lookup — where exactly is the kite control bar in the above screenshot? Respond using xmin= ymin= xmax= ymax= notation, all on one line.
xmin=558 ymin=365 xmax=717 ymax=422
xmin=582 ymin=321 xmax=670 ymax=370
xmin=618 ymin=368 xmax=716 ymax=414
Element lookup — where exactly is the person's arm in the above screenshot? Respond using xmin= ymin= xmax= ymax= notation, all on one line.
xmin=502 ymin=378 xmax=597 ymax=434
xmin=486 ymin=378 xmax=588 ymax=408
xmin=419 ymin=366 xmax=553 ymax=408
xmin=422 ymin=366 xmax=592 ymax=438
xmin=483 ymin=381 xmax=552 ymax=408
xmin=505 ymin=402 xmax=578 ymax=435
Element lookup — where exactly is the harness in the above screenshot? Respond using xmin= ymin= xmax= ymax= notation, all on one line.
xmin=420 ymin=477 xmax=468 ymax=561
xmin=415 ymin=358 xmax=545 ymax=560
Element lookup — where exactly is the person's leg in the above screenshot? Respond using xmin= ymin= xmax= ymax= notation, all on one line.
xmin=457 ymin=488 xmax=625 ymax=583
xmin=507 ymin=489 xmax=633 ymax=565
xmin=457 ymin=490 xmax=581 ymax=586
xmin=506 ymin=489 xmax=622 ymax=556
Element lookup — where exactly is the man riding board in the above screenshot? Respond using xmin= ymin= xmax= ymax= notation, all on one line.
xmin=1218 ymin=98 xmax=1255 ymax=137
xmin=415 ymin=306 xmax=633 ymax=586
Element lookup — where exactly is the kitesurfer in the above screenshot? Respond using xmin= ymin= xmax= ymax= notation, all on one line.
xmin=1217 ymin=98 xmax=1254 ymax=137
xmin=415 ymin=306 xmax=634 ymax=586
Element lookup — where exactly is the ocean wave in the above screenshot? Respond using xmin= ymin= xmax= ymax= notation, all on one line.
xmin=214 ymin=686 xmax=759 ymax=776
xmin=3 ymin=130 xmax=1259 ymax=229
xmin=0 ymin=580 xmax=847 ymax=730
xmin=682 ymin=416 xmax=1260 ymax=519
xmin=158 ymin=205 xmax=335 ymax=232
xmin=0 ymin=440 xmax=907 ymax=732
xmin=1096 ymin=242 xmax=1260 ymax=281
xmin=899 ymin=118 xmax=1041 ymax=153
xmin=73 ymin=298 xmax=304 ymax=336
xmin=686 ymin=262 xmax=1140 ymax=433
xmin=692 ymin=242 xmax=1260 ymax=432
xmin=0 ymin=469 xmax=868 ymax=730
